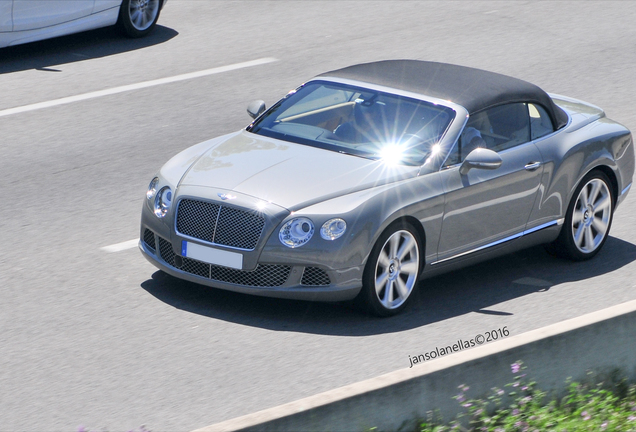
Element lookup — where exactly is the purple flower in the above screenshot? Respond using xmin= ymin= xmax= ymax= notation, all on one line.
xmin=601 ymin=422 xmax=608 ymax=430
xmin=77 ymin=427 xmax=88 ymax=432
xmin=511 ymin=363 xmax=521 ymax=374
xmin=463 ymin=402 xmax=472 ymax=408
xmin=457 ymin=393 xmax=466 ymax=402
xmin=463 ymin=385 xmax=470 ymax=392
xmin=581 ymin=411 xmax=591 ymax=421
xmin=628 ymin=415 xmax=636 ymax=421
xmin=522 ymin=386 xmax=529 ymax=391
xmin=497 ymin=389 xmax=504 ymax=395
xmin=513 ymin=409 xmax=520 ymax=415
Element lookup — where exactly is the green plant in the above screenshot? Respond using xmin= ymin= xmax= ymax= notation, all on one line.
xmin=414 ymin=361 xmax=636 ymax=432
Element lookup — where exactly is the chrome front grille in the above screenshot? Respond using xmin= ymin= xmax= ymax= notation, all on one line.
xmin=156 ymin=235 xmax=290 ymax=287
xmin=176 ymin=199 xmax=219 ymax=243
xmin=176 ymin=199 xmax=265 ymax=250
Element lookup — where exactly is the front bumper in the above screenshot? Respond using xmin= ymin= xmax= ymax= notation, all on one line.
xmin=139 ymin=228 xmax=363 ymax=302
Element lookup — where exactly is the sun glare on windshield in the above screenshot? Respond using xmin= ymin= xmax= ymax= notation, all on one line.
xmin=250 ymin=80 xmax=456 ymax=165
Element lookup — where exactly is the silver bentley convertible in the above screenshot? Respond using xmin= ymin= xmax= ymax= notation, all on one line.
xmin=140 ymin=60 xmax=634 ymax=316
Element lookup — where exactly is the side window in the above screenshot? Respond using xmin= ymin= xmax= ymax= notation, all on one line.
xmin=444 ymin=103 xmax=531 ymax=166
xmin=485 ymin=103 xmax=530 ymax=152
xmin=529 ymin=103 xmax=555 ymax=140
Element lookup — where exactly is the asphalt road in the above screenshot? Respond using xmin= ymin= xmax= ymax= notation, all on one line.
xmin=2 ymin=2 xmax=636 ymax=431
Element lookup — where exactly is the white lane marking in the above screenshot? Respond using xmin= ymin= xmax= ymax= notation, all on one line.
xmin=0 ymin=57 xmax=278 ymax=118
xmin=101 ymin=239 xmax=139 ymax=253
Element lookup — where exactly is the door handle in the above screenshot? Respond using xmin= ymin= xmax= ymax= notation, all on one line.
xmin=525 ymin=161 xmax=542 ymax=171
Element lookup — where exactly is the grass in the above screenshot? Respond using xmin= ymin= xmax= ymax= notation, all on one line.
xmin=413 ymin=361 xmax=636 ymax=432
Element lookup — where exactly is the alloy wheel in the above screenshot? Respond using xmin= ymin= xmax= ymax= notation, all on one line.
xmin=571 ymin=177 xmax=612 ymax=254
xmin=128 ymin=0 xmax=160 ymax=31
xmin=374 ymin=230 xmax=420 ymax=310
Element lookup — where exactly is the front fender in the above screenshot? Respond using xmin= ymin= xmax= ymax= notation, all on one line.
xmin=258 ymin=171 xmax=445 ymax=270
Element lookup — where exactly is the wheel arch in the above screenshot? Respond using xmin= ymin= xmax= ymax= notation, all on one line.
xmin=365 ymin=215 xmax=427 ymax=270
xmin=589 ymin=164 xmax=619 ymax=207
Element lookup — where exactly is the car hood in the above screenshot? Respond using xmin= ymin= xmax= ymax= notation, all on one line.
xmin=178 ymin=130 xmax=419 ymax=210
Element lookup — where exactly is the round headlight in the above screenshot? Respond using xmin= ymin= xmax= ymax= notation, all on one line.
xmin=279 ymin=217 xmax=314 ymax=248
xmin=320 ymin=218 xmax=347 ymax=240
xmin=147 ymin=177 xmax=159 ymax=200
xmin=154 ymin=186 xmax=172 ymax=218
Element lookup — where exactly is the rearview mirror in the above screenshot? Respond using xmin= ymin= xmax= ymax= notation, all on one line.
xmin=459 ymin=148 xmax=502 ymax=175
xmin=247 ymin=100 xmax=266 ymax=119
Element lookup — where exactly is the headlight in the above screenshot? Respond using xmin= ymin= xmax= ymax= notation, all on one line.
xmin=320 ymin=218 xmax=347 ymax=240
xmin=154 ymin=186 xmax=173 ymax=218
xmin=279 ymin=217 xmax=314 ymax=248
xmin=147 ymin=177 xmax=159 ymax=200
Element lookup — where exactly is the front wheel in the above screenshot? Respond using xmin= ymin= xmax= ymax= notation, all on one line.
xmin=550 ymin=170 xmax=614 ymax=261
xmin=357 ymin=222 xmax=422 ymax=317
xmin=117 ymin=0 xmax=162 ymax=38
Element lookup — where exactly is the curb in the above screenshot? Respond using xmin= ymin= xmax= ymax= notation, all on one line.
xmin=193 ymin=298 xmax=636 ymax=432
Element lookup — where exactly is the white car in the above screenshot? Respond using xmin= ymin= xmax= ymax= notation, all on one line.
xmin=0 ymin=0 xmax=167 ymax=48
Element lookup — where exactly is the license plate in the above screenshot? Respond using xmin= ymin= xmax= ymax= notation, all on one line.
xmin=181 ymin=241 xmax=243 ymax=270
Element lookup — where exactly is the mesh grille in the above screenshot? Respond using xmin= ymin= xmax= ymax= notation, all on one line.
xmin=156 ymin=236 xmax=290 ymax=287
xmin=143 ymin=229 xmax=156 ymax=251
xmin=214 ymin=206 xmax=265 ymax=249
xmin=209 ymin=264 xmax=290 ymax=287
xmin=176 ymin=199 xmax=265 ymax=250
xmin=158 ymin=237 xmax=175 ymax=266
xmin=181 ymin=257 xmax=210 ymax=278
xmin=301 ymin=267 xmax=331 ymax=286
xmin=176 ymin=199 xmax=220 ymax=243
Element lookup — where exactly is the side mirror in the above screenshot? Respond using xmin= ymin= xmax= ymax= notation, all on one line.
xmin=247 ymin=100 xmax=266 ymax=119
xmin=459 ymin=148 xmax=502 ymax=175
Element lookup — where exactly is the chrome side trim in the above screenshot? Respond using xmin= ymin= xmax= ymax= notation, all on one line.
xmin=523 ymin=218 xmax=564 ymax=235
xmin=430 ymin=218 xmax=564 ymax=265
xmin=621 ymin=182 xmax=632 ymax=196
xmin=431 ymin=232 xmax=523 ymax=265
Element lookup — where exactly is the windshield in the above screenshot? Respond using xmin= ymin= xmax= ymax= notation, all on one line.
xmin=248 ymin=80 xmax=456 ymax=166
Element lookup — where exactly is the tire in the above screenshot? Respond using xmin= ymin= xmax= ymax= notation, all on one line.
xmin=550 ymin=170 xmax=614 ymax=261
xmin=117 ymin=0 xmax=162 ymax=38
xmin=357 ymin=221 xmax=423 ymax=317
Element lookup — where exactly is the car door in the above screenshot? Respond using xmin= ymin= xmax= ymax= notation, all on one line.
xmin=1 ymin=1 xmax=12 ymax=32
xmin=435 ymin=103 xmax=545 ymax=262
xmin=12 ymin=0 xmax=95 ymax=31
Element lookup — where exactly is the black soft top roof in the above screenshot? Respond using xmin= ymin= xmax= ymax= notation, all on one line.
xmin=319 ymin=60 xmax=568 ymax=129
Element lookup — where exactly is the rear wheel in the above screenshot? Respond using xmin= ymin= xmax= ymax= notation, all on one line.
xmin=550 ymin=170 xmax=614 ymax=261
xmin=117 ymin=0 xmax=162 ymax=38
xmin=358 ymin=222 xmax=422 ymax=316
